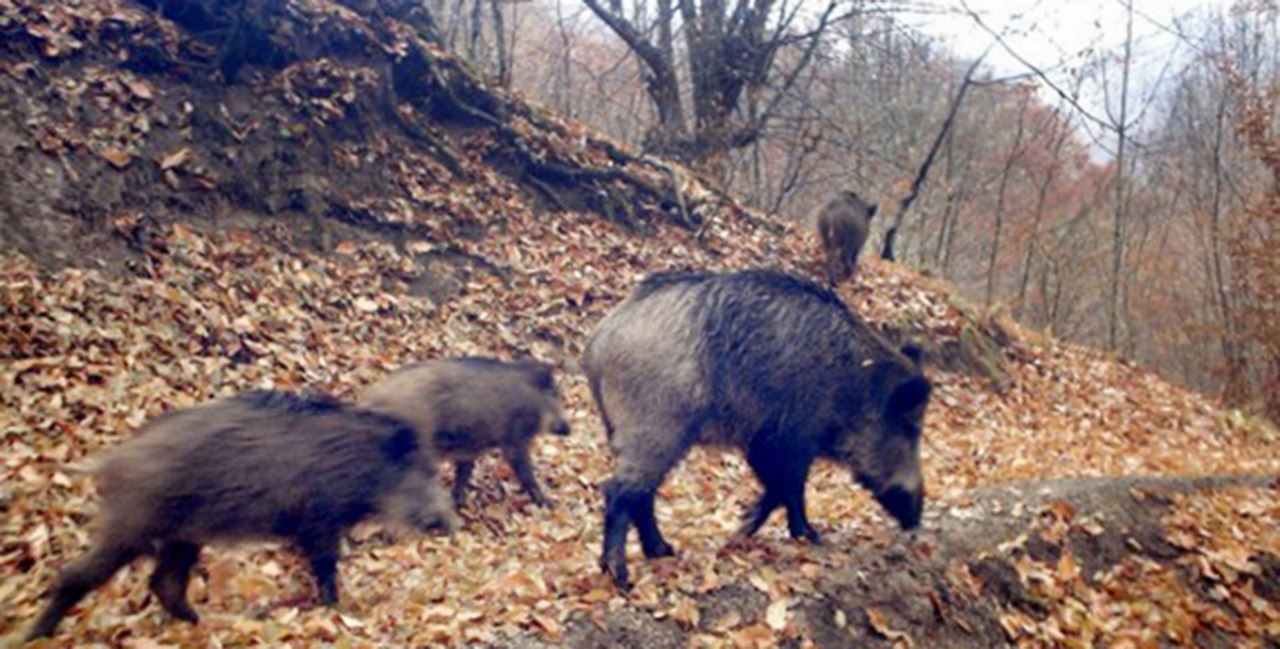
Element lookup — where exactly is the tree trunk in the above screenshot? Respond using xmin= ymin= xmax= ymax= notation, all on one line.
xmin=468 ymin=0 xmax=485 ymax=65
xmin=1014 ymin=189 xmax=1050 ymax=319
xmin=985 ymin=93 xmax=1030 ymax=306
xmin=490 ymin=0 xmax=510 ymax=88
xmin=1015 ymin=113 xmax=1072 ymax=321
xmin=1107 ymin=1 xmax=1134 ymax=351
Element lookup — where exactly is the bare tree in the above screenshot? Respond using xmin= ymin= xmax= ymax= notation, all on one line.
xmin=580 ymin=0 xmax=840 ymax=176
xmin=1015 ymin=106 xmax=1074 ymax=320
xmin=1105 ymin=0 xmax=1135 ymax=351
xmin=880 ymin=49 xmax=987 ymax=261
xmin=984 ymin=88 xmax=1030 ymax=305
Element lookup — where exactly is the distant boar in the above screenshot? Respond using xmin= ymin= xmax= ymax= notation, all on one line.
xmin=815 ymin=190 xmax=877 ymax=284
xmin=26 ymin=390 xmax=457 ymax=640
xmin=358 ymin=357 xmax=571 ymax=509
xmin=583 ymin=269 xmax=931 ymax=589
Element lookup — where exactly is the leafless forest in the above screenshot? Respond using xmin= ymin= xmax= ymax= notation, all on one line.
xmin=426 ymin=0 xmax=1279 ymax=421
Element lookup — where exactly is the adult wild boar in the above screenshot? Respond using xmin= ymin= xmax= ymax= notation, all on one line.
xmin=583 ymin=269 xmax=931 ymax=589
xmin=26 ymin=390 xmax=457 ymax=640
xmin=815 ymin=190 xmax=877 ymax=284
xmin=358 ymin=357 xmax=571 ymax=509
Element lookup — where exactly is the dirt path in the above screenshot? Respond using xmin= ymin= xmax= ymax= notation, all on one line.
xmin=512 ymin=474 xmax=1278 ymax=647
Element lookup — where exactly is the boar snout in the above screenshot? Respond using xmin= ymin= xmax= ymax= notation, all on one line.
xmin=875 ymin=484 xmax=923 ymax=530
xmin=552 ymin=420 xmax=571 ymax=436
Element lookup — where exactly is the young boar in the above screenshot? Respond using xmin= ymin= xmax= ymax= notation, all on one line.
xmin=815 ymin=190 xmax=877 ymax=284
xmin=583 ymin=269 xmax=931 ymax=589
xmin=358 ymin=357 xmax=571 ymax=509
xmin=26 ymin=390 xmax=457 ymax=640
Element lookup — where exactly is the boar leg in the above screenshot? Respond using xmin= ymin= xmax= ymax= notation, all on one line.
xmin=299 ymin=533 xmax=342 ymax=606
xmin=634 ymin=492 xmax=674 ymax=558
xmin=505 ymin=445 xmax=553 ymax=508
xmin=600 ymin=479 xmax=639 ymax=590
xmin=452 ymin=460 xmax=475 ymax=508
xmin=738 ymin=490 xmax=781 ymax=539
xmin=148 ymin=540 xmax=201 ymax=624
xmin=743 ymin=440 xmax=823 ymax=544
xmin=602 ymin=427 xmax=689 ymax=589
xmin=783 ymin=484 xmax=822 ymax=544
xmin=26 ymin=541 xmax=141 ymax=640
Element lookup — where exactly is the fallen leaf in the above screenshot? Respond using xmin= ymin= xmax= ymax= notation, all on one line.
xmin=1046 ymin=500 xmax=1077 ymax=522
xmin=532 ymin=613 xmax=562 ymax=641
xmin=160 ymin=147 xmax=191 ymax=171
xmin=124 ymin=77 xmax=154 ymax=100
xmin=102 ymin=146 xmax=132 ymax=169
xmin=730 ymin=622 xmax=774 ymax=649
xmin=711 ymin=610 xmax=742 ymax=633
xmin=765 ymin=597 xmax=788 ymax=631
xmin=1057 ymin=551 xmax=1080 ymax=581
xmin=866 ymin=607 xmax=913 ymax=646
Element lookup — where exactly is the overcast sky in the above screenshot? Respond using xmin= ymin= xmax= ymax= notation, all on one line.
xmin=902 ymin=0 xmax=1225 ymax=155
xmin=906 ymin=0 xmax=1216 ymax=74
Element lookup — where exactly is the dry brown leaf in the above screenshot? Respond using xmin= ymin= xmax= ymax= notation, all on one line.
xmin=101 ymin=146 xmax=132 ymax=169
xmin=205 ymin=556 xmax=240 ymax=605
xmin=532 ymin=612 xmax=562 ymax=641
xmin=1046 ymin=500 xmax=1077 ymax=522
xmin=866 ymin=607 xmax=913 ymax=646
xmin=124 ymin=77 xmax=154 ymax=100
xmin=1058 ymin=551 xmax=1080 ymax=582
xmin=765 ymin=598 xmax=788 ymax=631
xmin=160 ymin=147 xmax=191 ymax=171
xmin=711 ymin=610 xmax=743 ymax=633
xmin=729 ymin=622 xmax=775 ymax=649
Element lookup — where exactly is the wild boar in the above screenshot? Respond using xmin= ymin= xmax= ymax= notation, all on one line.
xmin=814 ymin=190 xmax=877 ymax=284
xmin=26 ymin=390 xmax=458 ymax=640
xmin=582 ymin=269 xmax=931 ymax=589
xmin=358 ymin=357 xmax=571 ymax=509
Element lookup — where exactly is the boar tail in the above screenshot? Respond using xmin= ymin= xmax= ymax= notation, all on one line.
xmin=632 ymin=270 xmax=712 ymax=301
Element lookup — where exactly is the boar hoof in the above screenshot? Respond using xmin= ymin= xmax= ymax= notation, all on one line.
xmin=602 ymin=558 xmax=631 ymax=591
xmin=532 ymin=494 xmax=556 ymax=509
xmin=642 ymin=539 xmax=675 ymax=559
xmin=792 ymin=527 xmax=823 ymax=545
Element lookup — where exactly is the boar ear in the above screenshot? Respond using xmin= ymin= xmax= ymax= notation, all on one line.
xmin=900 ymin=344 xmax=924 ymax=369
xmin=887 ymin=376 xmax=931 ymax=417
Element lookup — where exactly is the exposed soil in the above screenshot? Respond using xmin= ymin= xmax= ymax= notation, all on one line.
xmin=500 ymin=474 xmax=1277 ymax=647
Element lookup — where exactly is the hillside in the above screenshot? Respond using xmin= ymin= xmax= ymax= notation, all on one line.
xmin=2 ymin=0 xmax=1279 ymax=646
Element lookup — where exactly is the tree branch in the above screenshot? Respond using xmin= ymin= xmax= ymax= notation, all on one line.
xmin=881 ymin=47 xmax=989 ymax=261
xmin=580 ymin=0 xmax=672 ymax=82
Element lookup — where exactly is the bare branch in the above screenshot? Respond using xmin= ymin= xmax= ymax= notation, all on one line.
xmin=960 ymin=0 xmax=1120 ymax=138
xmin=881 ymin=46 xmax=989 ymax=261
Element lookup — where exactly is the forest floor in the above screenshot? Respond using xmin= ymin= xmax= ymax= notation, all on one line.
xmin=2 ymin=0 xmax=1279 ymax=646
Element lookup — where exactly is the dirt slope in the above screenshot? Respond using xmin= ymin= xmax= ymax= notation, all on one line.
xmin=1 ymin=0 xmax=1279 ymax=646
